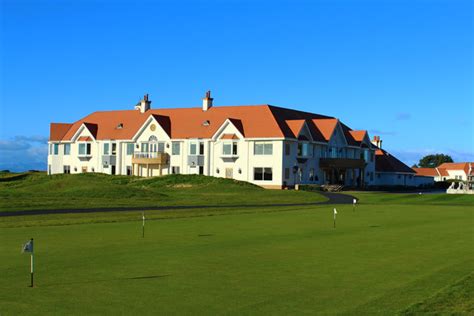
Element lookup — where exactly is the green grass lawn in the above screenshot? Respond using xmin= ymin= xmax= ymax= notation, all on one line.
xmin=0 ymin=173 xmax=325 ymax=212
xmin=349 ymin=191 xmax=474 ymax=206
xmin=0 ymin=196 xmax=473 ymax=314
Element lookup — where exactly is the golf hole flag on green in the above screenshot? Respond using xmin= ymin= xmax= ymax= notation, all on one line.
xmin=333 ymin=208 xmax=337 ymax=228
xmin=22 ymin=239 xmax=33 ymax=253
xmin=22 ymin=238 xmax=34 ymax=287
xmin=142 ymin=211 xmax=146 ymax=238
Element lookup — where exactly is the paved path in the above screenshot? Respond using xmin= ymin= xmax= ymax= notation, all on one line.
xmin=0 ymin=191 xmax=357 ymax=217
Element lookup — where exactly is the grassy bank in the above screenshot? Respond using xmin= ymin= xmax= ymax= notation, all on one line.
xmin=0 ymin=172 xmax=325 ymax=212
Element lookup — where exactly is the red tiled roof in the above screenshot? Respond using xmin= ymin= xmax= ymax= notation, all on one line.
xmin=266 ymin=106 xmax=329 ymax=142
xmin=375 ymin=149 xmax=415 ymax=174
xmin=437 ymin=162 xmax=473 ymax=174
xmin=55 ymin=105 xmax=286 ymax=141
xmin=413 ymin=168 xmax=438 ymax=177
xmin=285 ymin=119 xmax=306 ymax=139
xmin=437 ymin=168 xmax=449 ymax=176
xmin=220 ymin=134 xmax=240 ymax=140
xmin=340 ymin=124 xmax=362 ymax=146
xmin=312 ymin=118 xmax=339 ymax=141
xmin=49 ymin=123 xmax=72 ymax=141
xmin=49 ymin=104 xmax=372 ymax=148
xmin=349 ymin=130 xmax=367 ymax=142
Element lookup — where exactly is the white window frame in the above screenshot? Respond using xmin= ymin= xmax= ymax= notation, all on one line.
xmin=222 ymin=142 xmax=238 ymax=156
xmin=254 ymin=142 xmax=273 ymax=155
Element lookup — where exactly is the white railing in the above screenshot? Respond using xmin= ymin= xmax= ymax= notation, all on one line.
xmin=133 ymin=152 xmax=163 ymax=159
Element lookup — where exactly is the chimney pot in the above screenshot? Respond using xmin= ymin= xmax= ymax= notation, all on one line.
xmin=135 ymin=93 xmax=152 ymax=113
xmin=202 ymin=90 xmax=213 ymax=111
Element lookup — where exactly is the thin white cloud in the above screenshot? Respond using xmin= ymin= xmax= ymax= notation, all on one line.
xmin=14 ymin=135 xmax=49 ymax=143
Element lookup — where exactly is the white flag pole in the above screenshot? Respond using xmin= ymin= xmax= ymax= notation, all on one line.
xmin=353 ymin=198 xmax=357 ymax=212
xmin=333 ymin=208 xmax=337 ymax=229
xmin=30 ymin=238 xmax=34 ymax=287
xmin=142 ymin=211 xmax=145 ymax=238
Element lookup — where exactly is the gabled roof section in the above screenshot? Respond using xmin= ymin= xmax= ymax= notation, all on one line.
xmin=312 ymin=118 xmax=339 ymax=141
xmin=349 ymin=130 xmax=368 ymax=142
xmin=284 ymin=119 xmax=315 ymax=141
xmin=340 ymin=124 xmax=359 ymax=146
xmin=50 ymin=123 xmax=72 ymax=141
xmin=151 ymin=114 xmax=171 ymax=138
xmin=285 ymin=119 xmax=306 ymax=138
xmin=347 ymin=129 xmax=370 ymax=147
xmin=63 ymin=110 xmax=150 ymax=141
xmin=83 ymin=123 xmax=98 ymax=139
xmin=375 ymin=148 xmax=415 ymax=174
xmin=267 ymin=105 xmax=332 ymax=141
xmin=437 ymin=168 xmax=449 ymax=176
xmin=70 ymin=122 xmax=98 ymax=142
xmin=212 ymin=118 xmax=246 ymax=141
xmin=228 ymin=118 xmax=245 ymax=136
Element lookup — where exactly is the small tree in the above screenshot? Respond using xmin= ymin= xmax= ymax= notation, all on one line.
xmin=418 ymin=154 xmax=453 ymax=168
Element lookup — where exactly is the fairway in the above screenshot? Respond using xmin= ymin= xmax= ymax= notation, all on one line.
xmin=1 ymin=199 xmax=473 ymax=314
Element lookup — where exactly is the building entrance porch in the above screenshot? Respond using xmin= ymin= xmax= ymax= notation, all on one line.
xmin=319 ymin=158 xmax=366 ymax=188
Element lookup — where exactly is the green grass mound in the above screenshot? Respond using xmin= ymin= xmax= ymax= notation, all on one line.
xmin=0 ymin=172 xmax=323 ymax=212
xmin=129 ymin=173 xmax=260 ymax=189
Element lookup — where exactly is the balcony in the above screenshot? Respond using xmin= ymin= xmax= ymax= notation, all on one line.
xmin=187 ymin=155 xmax=205 ymax=166
xmin=220 ymin=153 xmax=239 ymax=162
xmin=78 ymin=153 xmax=92 ymax=161
xmin=319 ymin=158 xmax=365 ymax=169
xmin=132 ymin=152 xmax=169 ymax=165
xmin=102 ymin=155 xmax=116 ymax=166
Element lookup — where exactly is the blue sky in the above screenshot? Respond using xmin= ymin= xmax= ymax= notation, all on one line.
xmin=0 ymin=0 xmax=472 ymax=171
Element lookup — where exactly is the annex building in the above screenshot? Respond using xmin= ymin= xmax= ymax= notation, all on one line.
xmin=48 ymin=92 xmax=431 ymax=189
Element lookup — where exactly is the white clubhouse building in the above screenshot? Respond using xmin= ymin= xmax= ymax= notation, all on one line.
xmin=48 ymin=92 xmax=430 ymax=189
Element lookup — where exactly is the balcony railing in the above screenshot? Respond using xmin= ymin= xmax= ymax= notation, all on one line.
xmin=133 ymin=152 xmax=164 ymax=159
xmin=132 ymin=152 xmax=169 ymax=165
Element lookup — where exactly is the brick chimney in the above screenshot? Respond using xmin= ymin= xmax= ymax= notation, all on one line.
xmin=135 ymin=94 xmax=151 ymax=113
xmin=202 ymin=90 xmax=213 ymax=111
xmin=371 ymin=136 xmax=382 ymax=148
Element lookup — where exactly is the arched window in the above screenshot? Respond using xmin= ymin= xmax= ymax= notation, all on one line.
xmin=148 ymin=135 xmax=158 ymax=142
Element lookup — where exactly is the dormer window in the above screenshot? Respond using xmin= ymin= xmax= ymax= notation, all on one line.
xmin=116 ymin=123 xmax=123 ymax=129
xmin=202 ymin=120 xmax=210 ymax=126
xmin=222 ymin=142 xmax=238 ymax=156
